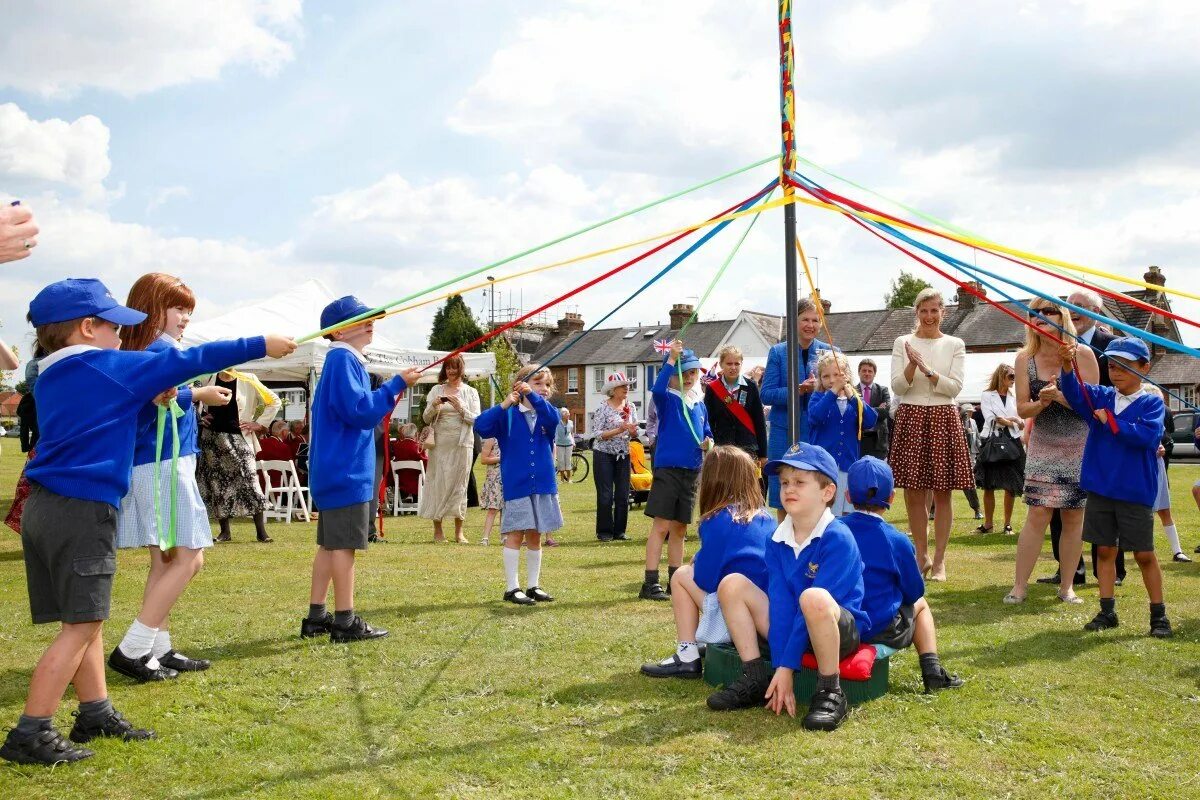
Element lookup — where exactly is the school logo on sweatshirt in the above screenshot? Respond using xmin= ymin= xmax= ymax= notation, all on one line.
xmin=806 ymin=561 xmax=819 ymax=579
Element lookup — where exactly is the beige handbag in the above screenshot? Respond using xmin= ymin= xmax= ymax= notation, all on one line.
xmin=418 ymin=422 xmax=437 ymax=451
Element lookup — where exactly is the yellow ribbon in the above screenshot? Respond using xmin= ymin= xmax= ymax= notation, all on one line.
xmin=218 ymin=368 xmax=278 ymax=408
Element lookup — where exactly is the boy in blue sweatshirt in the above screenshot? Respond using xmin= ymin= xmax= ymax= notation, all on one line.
xmin=2 ymin=279 xmax=294 ymax=767
xmin=301 ymin=296 xmax=421 ymax=643
xmin=841 ymin=457 xmax=963 ymax=692
xmin=1056 ymin=337 xmax=1171 ymax=637
xmin=640 ymin=340 xmax=713 ymax=601
xmin=709 ymin=442 xmax=869 ymax=732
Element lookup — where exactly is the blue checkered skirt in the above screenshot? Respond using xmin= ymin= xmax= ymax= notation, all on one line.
xmin=117 ymin=455 xmax=213 ymax=549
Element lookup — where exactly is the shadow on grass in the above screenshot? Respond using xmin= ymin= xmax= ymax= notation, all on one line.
xmin=0 ymin=549 xmax=25 ymax=562
xmin=953 ymin=626 xmax=1144 ymax=669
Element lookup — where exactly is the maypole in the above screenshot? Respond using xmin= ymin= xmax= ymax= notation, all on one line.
xmin=778 ymin=0 xmax=801 ymax=442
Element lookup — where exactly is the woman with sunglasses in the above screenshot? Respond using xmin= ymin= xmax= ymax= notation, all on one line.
xmin=975 ymin=364 xmax=1025 ymax=533
xmin=1004 ymin=298 xmax=1098 ymax=605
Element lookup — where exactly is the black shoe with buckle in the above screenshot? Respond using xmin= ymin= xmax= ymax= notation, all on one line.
xmin=504 ymin=589 xmax=536 ymax=605
xmin=0 ymin=727 xmax=94 ymax=765
xmin=330 ymin=616 xmax=388 ymax=643
xmin=526 ymin=586 xmax=555 ymax=602
xmin=1035 ymin=573 xmax=1061 ymax=585
xmin=69 ymin=708 xmax=155 ymax=744
xmin=706 ymin=661 xmax=772 ymax=711
xmin=108 ymin=648 xmax=179 ymax=682
xmin=641 ymin=653 xmax=702 ymax=679
xmin=215 ymin=531 xmax=231 ymax=543
xmin=159 ymin=650 xmax=211 ymax=672
xmin=802 ymin=687 xmax=849 ymax=731
xmin=1084 ymin=610 xmax=1119 ymax=632
xmin=1150 ymin=615 xmax=1174 ymax=638
xmin=639 ymin=582 xmax=669 ymax=601
xmin=922 ymin=667 xmax=965 ymax=693
xmin=301 ymin=612 xmax=334 ymax=639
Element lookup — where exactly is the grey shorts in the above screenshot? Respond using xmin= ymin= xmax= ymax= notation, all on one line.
xmin=1083 ymin=493 xmax=1154 ymax=552
xmin=316 ymin=502 xmax=371 ymax=551
xmin=869 ymin=604 xmax=916 ymax=651
xmin=644 ymin=466 xmax=700 ymax=525
xmin=21 ymin=483 xmax=118 ymax=625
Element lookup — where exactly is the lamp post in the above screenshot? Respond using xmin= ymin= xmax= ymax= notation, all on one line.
xmin=486 ymin=276 xmax=495 ymax=329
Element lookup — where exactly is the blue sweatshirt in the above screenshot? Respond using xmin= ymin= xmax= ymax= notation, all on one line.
xmin=806 ymin=391 xmax=879 ymax=471
xmin=650 ymin=364 xmax=712 ymax=470
xmin=308 ymin=345 xmax=407 ymax=510
xmin=1059 ymin=368 xmax=1164 ymax=507
xmin=840 ymin=511 xmax=925 ymax=640
xmin=474 ymin=390 xmax=560 ymax=501
xmin=760 ymin=339 xmax=835 ymax=443
xmin=27 ymin=337 xmax=267 ymax=508
xmin=692 ymin=507 xmax=772 ymax=594
xmin=132 ymin=337 xmax=198 ymax=467
xmin=766 ymin=513 xmax=868 ymax=670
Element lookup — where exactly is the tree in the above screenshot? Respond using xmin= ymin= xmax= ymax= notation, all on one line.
xmin=428 ymin=295 xmax=485 ymax=352
xmin=470 ymin=335 xmax=521 ymax=410
xmin=884 ymin=271 xmax=933 ymax=309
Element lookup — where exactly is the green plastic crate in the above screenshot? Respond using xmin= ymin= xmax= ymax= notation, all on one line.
xmin=702 ymin=642 xmax=891 ymax=706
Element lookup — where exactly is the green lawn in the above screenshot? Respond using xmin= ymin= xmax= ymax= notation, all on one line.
xmin=1 ymin=444 xmax=1200 ymax=799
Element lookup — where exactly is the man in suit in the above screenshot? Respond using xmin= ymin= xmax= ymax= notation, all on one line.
xmin=1039 ymin=289 xmax=1121 ymax=587
xmin=856 ymin=358 xmax=891 ymax=460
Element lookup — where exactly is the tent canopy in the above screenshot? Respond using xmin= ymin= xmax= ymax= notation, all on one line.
xmin=182 ymin=279 xmax=496 ymax=384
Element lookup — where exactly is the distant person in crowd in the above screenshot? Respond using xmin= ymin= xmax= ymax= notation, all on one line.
xmin=257 ymin=420 xmax=294 ymax=488
xmin=389 ymin=422 xmax=428 ymax=505
xmin=1004 ymin=298 xmax=1097 ymax=605
xmin=959 ymin=404 xmax=982 ymax=519
xmin=286 ymin=420 xmax=308 ymax=455
xmin=888 ymin=288 xmax=972 ymax=581
xmin=555 ymin=407 xmax=575 ymax=482
xmin=975 ymin=364 xmax=1024 ymax=534
xmin=760 ymin=297 xmax=835 ymax=519
xmin=806 ymin=350 xmax=876 ymax=517
xmin=703 ymin=345 xmax=767 ymax=465
xmin=478 ymin=437 xmax=502 ymax=546
xmin=4 ymin=342 xmax=45 ymax=534
xmin=366 ymin=374 xmax=390 ymax=544
xmin=855 ymin=358 xmax=891 ymax=460
xmin=591 ymin=371 xmax=638 ymax=542
xmin=0 ymin=201 xmax=38 ymax=263
xmin=418 ymin=354 xmax=480 ymax=543
xmin=1144 ymin=389 xmax=1190 ymax=562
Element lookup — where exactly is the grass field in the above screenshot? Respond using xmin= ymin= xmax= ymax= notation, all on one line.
xmin=2 ymin=443 xmax=1200 ymax=799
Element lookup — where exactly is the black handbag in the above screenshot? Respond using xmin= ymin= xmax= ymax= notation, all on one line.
xmin=980 ymin=430 xmax=1021 ymax=464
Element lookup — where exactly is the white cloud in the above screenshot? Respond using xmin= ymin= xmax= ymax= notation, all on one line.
xmin=0 ymin=104 xmax=111 ymax=202
xmin=827 ymin=1 xmax=933 ymax=62
xmin=0 ymin=0 xmax=303 ymax=97
xmin=145 ymin=185 xmax=191 ymax=214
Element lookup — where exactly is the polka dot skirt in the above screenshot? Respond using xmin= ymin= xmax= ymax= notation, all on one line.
xmin=888 ymin=403 xmax=976 ymax=491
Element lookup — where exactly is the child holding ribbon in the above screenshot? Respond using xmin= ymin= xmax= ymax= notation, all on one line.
xmin=807 ymin=350 xmax=877 ymax=516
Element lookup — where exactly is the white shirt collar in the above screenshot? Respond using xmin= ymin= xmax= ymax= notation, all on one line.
xmin=772 ymin=508 xmax=836 ymax=557
xmin=1080 ymin=326 xmax=1096 ymax=345
xmin=668 ymin=386 xmax=701 ymax=408
xmin=329 ymin=341 xmax=367 ymax=364
xmin=39 ymin=344 xmax=100 ymax=372
xmin=157 ymin=332 xmax=181 ymax=349
xmin=1115 ymin=387 xmax=1146 ymax=413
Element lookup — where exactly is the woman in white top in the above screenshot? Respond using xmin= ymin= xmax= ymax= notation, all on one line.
xmin=888 ymin=288 xmax=975 ymax=581
xmin=974 ymin=364 xmax=1025 ymax=534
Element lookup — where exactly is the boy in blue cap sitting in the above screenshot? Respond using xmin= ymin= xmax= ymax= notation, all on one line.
xmin=1056 ymin=336 xmax=1171 ymax=637
xmin=841 ymin=456 xmax=963 ymax=692
xmin=709 ymin=442 xmax=869 ymax=732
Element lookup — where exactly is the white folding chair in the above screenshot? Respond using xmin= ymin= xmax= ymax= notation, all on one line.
xmin=257 ymin=459 xmax=311 ymax=523
xmin=391 ymin=460 xmax=425 ymax=515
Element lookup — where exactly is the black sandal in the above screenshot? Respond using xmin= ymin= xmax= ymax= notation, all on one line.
xmin=975 ymin=524 xmax=993 ymax=534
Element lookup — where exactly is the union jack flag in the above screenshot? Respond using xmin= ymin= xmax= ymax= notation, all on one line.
xmin=652 ymin=338 xmax=673 ymax=355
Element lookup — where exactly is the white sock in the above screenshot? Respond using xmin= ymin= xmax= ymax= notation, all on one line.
xmin=119 ymin=619 xmax=158 ymax=659
xmin=526 ymin=548 xmax=543 ymax=589
xmin=1164 ymin=523 xmax=1182 ymax=554
xmin=152 ymin=629 xmax=172 ymax=659
xmin=676 ymin=641 xmax=700 ymax=663
xmin=503 ymin=547 xmax=521 ymax=592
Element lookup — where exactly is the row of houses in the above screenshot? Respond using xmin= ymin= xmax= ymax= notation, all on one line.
xmin=521 ymin=266 xmax=1200 ymax=434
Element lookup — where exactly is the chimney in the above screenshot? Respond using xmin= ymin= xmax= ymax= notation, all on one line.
xmin=820 ymin=298 xmax=832 ymax=314
xmin=1144 ymin=265 xmax=1166 ymax=298
xmin=956 ymin=281 xmax=985 ymax=309
xmin=669 ymin=303 xmax=695 ymax=330
xmin=556 ymin=312 xmax=585 ymax=335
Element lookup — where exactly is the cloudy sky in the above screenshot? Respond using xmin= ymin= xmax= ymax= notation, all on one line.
xmin=2 ymin=0 xmax=1198 ymax=359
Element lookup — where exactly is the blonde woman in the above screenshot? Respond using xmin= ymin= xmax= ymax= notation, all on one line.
xmin=888 ymin=288 xmax=973 ymax=581
xmin=418 ymin=354 xmax=480 ymax=543
xmin=1004 ymin=298 xmax=1098 ymax=604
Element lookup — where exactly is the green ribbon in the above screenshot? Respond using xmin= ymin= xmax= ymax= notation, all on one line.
xmin=153 ymin=399 xmax=184 ymax=551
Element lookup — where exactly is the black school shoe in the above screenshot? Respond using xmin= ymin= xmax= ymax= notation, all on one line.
xmin=330 ymin=616 xmax=388 ymax=643
xmin=639 ymin=582 xmax=669 ymax=601
xmin=802 ymin=687 xmax=849 ymax=731
xmin=1150 ymin=616 xmax=1174 ymax=638
xmin=0 ymin=727 xmax=93 ymax=765
xmin=613 ymin=533 xmax=629 ymax=541
xmin=597 ymin=534 xmax=614 ymax=542
xmin=641 ymin=653 xmax=702 ymax=679
xmin=108 ymin=648 xmax=179 ymax=682
xmin=69 ymin=709 xmax=155 ymax=744
xmin=301 ymin=612 xmax=334 ymax=638
xmin=1084 ymin=611 xmax=1119 ymax=632
xmin=526 ymin=586 xmax=555 ymax=602
xmin=159 ymin=650 xmax=211 ymax=672
xmin=707 ymin=661 xmax=772 ymax=711
xmin=922 ymin=667 xmax=965 ymax=693
xmin=504 ymin=589 xmax=536 ymax=605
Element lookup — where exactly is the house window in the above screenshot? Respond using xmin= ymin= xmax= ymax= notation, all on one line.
xmin=625 ymin=364 xmax=639 ymax=392
xmin=567 ymin=367 xmax=578 ymax=394
xmin=593 ymin=367 xmax=605 ymax=389
xmin=646 ymin=364 xmax=657 ymax=387
xmin=1175 ymin=385 xmax=1197 ymax=411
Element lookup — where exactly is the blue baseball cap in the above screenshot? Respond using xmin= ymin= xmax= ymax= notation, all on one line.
xmin=28 ymin=278 xmax=147 ymax=327
xmin=847 ymin=456 xmax=894 ymax=509
xmin=1101 ymin=336 xmax=1151 ymax=364
xmin=664 ymin=348 xmax=703 ymax=373
xmin=320 ymin=295 xmax=380 ymax=330
xmin=763 ymin=441 xmax=839 ymax=485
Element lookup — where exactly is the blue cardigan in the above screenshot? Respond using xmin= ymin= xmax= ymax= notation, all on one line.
xmin=474 ymin=390 xmax=560 ymax=501
xmin=766 ymin=515 xmax=868 ymax=670
xmin=1059 ymin=368 xmax=1164 ymax=507
xmin=650 ymin=364 xmax=711 ymax=470
xmin=692 ymin=507 xmax=772 ymax=594
xmin=132 ymin=338 xmax=198 ymax=467
xmin=760 ymin=339 xmax=835 ymax=444
xmin=27 ymin=337 xmax=266 ymax=508
xmin=840 ymin=511 xmax=925 ymax=640
xmin=309 ymin=346 xmax=408 ymax=510
xmin=806 ymin=391 xmax=878 ymax=471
